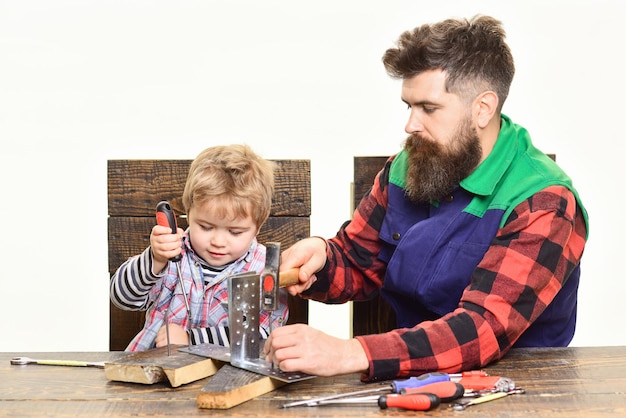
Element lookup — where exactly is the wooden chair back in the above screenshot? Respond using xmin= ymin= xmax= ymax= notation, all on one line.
xmin=108 ymin=159 xmax=310 ymax=351
xmin=351 ymin=156 xmax=396 ymax=336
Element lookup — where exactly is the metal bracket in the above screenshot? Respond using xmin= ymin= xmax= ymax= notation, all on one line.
xmin=180 ymin=271 xmax=315 ymax=383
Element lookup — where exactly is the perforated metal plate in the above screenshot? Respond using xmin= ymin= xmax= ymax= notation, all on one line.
xmin=179 ymin=272 xmax=315 ymax=383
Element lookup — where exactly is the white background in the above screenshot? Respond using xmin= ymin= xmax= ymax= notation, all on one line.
xmin=1 ymin=0 xmax=624 ymax=352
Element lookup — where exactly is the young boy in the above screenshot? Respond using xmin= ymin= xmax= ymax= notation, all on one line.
xmin=110 ymin=144 xmax=288 ymax=351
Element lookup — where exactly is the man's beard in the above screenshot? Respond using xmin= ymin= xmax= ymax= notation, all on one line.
xmin=404 ymin=118 xmax=482 ymax=204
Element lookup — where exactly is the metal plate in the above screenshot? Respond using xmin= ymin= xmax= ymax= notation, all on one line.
xmin=179 ymin=272 xmax=315 ymax=383
xmin=228 ymin=272 xmax=261 ymax=364
xmin=180 ymin=343 xmax=315 ymax=383
xmin=180 ymin=343 xmax=231 ymax=363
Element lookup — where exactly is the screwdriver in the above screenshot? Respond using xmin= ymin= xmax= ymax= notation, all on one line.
xmin=399 ymin=381 xmax=465 ymax=401
xmin=400 ymin=370 xmax=491 ymax=395
xmin=379 ymin=393 xmax=440 ymax=411
xmin=281 ymin=372 xmax=451 ymax=408
xmin=314 ymin=381 xmax=464 ymax=406
xmin=156 ymin=201 xmax=192 ymax=350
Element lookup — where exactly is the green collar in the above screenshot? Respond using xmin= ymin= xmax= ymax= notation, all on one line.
xmin=460 ymin=114 xmax=520 ymax=196
xmin=389 ymin=114 xmax=522 ymax=197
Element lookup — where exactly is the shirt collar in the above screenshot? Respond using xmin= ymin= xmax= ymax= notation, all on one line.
xmin=459 ymin=114 xmax=518 ymax=196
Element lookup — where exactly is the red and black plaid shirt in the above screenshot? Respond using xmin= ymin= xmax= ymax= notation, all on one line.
xmin=305 ymin=169 xmax=587 ymax=381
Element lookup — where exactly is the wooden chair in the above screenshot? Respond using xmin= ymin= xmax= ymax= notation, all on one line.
xmin=351 ymin=156 xmax=396 ymax=337
xmin=108 ymin=159 xmax=311 ymax=351
xmin=350 ymin=154 xmax=556 ymax=337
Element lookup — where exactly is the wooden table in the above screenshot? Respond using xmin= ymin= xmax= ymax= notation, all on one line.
xmin=2 ymin=346 xmax=626 ymax=417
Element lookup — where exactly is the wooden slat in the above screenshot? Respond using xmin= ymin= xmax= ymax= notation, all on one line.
xmin=108 ymin=159 xmax=310 ymax=351
xmin=104 ymin=345 xmax=223 ymax=387
xmin=108 ymin=159 xmax=310 ymax=217
xmin=352 ymin=156 xmax=388 ymax=213
xmin=196 ymin=364 xmax=286 ymax=409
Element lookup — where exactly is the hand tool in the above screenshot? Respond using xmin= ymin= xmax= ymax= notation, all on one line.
xmin=398 ymin=381 xmax=465 ymax=401
xmin=450 ymin=387 xmax=525 ymax=410
xmin=262 ymin=242 xmax=281 ymax=337
xmin=164 ymin=307 xmax=172 ymax=356
xmin=312 ymin=392 xmax=441 ymax=411
xmin=379 ymin=392 xmax=440 ymax=410
xmin=280 ymin=371 xmax=453 ymax=408
xmin=312 ymin=381 xmax=465 ymax=406
xmin=458 ymin=375 xmax=516 ymax=392
xmin=156 ymin=201 xmax=192 ymax=352
xmin=11 ymin=356 xmax=105 ymax=368
xmin=400 ymin=371 xmax=511 ymax=394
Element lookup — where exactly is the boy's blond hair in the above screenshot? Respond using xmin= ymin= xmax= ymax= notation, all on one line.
xmin=182 ymin=144 xmax=275 ymax=229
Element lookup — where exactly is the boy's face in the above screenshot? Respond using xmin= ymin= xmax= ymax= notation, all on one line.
xmin=187 ymin=201 xmax=258 ymax=267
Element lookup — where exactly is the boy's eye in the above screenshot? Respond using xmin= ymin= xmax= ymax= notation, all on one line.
xmin=200 ymin=225 xmax=213 ymax=231
xmin=230 ymin=230 xmax=243 ymax=236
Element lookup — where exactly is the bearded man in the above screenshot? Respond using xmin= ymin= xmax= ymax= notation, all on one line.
xmin=264 ymin=15 xmax=588 ymax=382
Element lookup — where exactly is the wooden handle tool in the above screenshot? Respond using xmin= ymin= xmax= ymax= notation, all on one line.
xmin=278 ymin=267 xmax=301 ymax=287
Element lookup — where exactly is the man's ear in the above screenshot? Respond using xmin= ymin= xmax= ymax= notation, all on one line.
xmin=475 ymin=91 xmax=499 ymax=129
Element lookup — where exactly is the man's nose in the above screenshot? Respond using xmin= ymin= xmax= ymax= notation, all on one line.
xmin=405 ymin=110 xmax=424 ymax=134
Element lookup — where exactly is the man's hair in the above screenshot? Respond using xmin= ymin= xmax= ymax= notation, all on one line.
xmin=182 ymin=144 xmax=275 ymax=228
xmin=382 ymin=15 xmax=515 ymax=112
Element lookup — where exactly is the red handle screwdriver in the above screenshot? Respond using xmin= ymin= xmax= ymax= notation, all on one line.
xmin=378 ymin=393 xmax=440 ymax=411
xmin=155 ymin=201 xmax=191 ymax=348
xmin=399 ymin=381 xmax=465 ymax=401
xmin=155 ymin=201 xmax=182 ymax=262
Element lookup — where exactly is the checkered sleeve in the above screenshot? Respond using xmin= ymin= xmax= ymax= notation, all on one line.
xmin=355 ymin=185 xmax=587 ymax=381
xmin=301 ymin=158 xmax=391 ymax=302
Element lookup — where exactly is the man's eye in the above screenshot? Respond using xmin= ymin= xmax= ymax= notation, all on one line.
xmin=423 ymin=106 xmax=436 ymax=114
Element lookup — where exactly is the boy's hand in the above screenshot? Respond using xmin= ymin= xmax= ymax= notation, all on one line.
xmin=156 ymin=323 xmax=189 ymax=347
xmin=150 ymin=225 xmax=184 ymax=274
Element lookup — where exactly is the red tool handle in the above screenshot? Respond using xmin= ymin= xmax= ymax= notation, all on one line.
xmin=155 ymin=201 xmax=182 ymax=262
xmin=458 ymin=375 xmax=503 ymax=390
xmin=399 ymin=381 xmax=465 ymax=402
xmin=378 ymin=393 xmax=440 ymax=411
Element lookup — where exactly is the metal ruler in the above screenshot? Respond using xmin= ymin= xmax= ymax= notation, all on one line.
xmin=180 ymin=271 xmax=315 ymax=383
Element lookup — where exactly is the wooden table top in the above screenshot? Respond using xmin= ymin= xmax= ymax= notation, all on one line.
xmin=2 ymin=346 xmax=626 ymax=417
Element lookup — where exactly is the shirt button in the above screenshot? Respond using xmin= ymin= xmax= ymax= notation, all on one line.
xmin=445 ymin=195 xmax=454 ymax=202
xmin=392 ymin=232 xmax=401 ymax=240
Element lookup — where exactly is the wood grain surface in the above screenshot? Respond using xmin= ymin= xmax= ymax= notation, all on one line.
xmin=3 ymin=346 xmax=626 ymax=417
xmin=104 ymin=345 xmax=223 ymax=387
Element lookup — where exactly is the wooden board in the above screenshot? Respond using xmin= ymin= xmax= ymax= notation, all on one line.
xmin=104 ymin=345 xmax=223 ymax=387
xmin=197 ymin=363 xmax=287 ymax=409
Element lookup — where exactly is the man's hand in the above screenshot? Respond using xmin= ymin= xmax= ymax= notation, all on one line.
xmin=263 ymin=324 xmax=369 ymax=376
xmin=279 ymin=237 xmax=328 ymax=296
xmin=155 ymin=323 xmax=189 ymax=347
